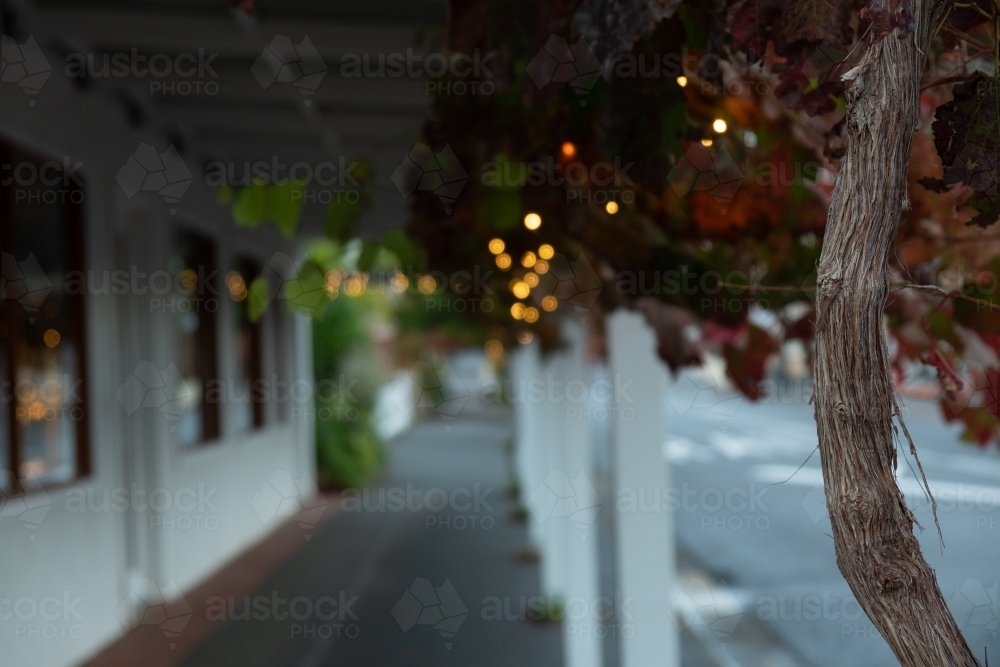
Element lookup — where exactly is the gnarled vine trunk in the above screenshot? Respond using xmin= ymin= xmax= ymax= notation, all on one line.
xmin=814 ymin=0 xmax=981 ymax=664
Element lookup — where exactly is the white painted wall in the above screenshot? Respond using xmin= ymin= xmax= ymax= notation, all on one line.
xmin=0 ymin=48 xmax=317 ymax=667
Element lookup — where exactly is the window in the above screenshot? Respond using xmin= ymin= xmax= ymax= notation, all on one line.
xmin=0 ymin=140 xmax=89 ymax=492
xmin=228 ymin=258 xmax=264 ymax=430
xmin=169 ymin=227 xmax=220 ymax=446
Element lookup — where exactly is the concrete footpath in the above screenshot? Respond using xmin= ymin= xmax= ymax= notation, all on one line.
xmin=176 ymin=414 xmax=562 ymax=667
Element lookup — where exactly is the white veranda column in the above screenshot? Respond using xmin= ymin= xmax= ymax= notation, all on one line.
xmin=607 ymin=310 xmax=679 ymax=667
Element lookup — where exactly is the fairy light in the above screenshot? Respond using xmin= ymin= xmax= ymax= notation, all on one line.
xmin=524 ymin=213 xmax=542 ymax=230
xmin=496 ymin=253 xmax=512 ymax=270
xmin=417 ymin=275 xmax=437 ymax=294
xmin=511 ymin=303 xmax=526 ymax=319
xmin=701 ymin=138 xmax=713 ymax=147
xmin=512 ymin=282 xmax=530 ymax=299
xmin=534 ymin=260 xmax=549 ymax=274
xmin=561 ymin=141 xmax=577 ymax=158
xmin=521 ymin=251 xmax=537 ymax=268
xmin=538 ymin=244 xmax=554 ymax=260
xmin=484 ymin=339 xmax=504 ymax=359
xmin=344 ymin=275 xmax=366 ymax=297
xmin=523 ymin=307 xmax=540 ymax=323
xmin=390 ymin=272 xmax=409 ymax=292
xmin=523 ymin=272 xmax=539 ymax=288
xmin=488 ymin=238 xmax=505 ymax=254
xmin=541 ymin=296 xmax=558 ymax=312
xmin=517 ymin=331 xmax=534 ymax=345
xmin=677 ymin=76 xmax=688 ymax=87
xmin=713 ymin=118 xmax=728 ymax=133
xmin=605 ymin=201 xmax=619 ymax=215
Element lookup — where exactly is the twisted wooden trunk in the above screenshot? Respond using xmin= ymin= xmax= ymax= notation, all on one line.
xmin=814 ymin=0 xmax=981 ymax=663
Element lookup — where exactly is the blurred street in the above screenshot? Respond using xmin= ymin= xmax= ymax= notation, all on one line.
xmin=666 ymin=371 xmax=1000 ymax=666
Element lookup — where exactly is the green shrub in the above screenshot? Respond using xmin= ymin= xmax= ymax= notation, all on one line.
xmin=312 ymin=291 xmax=387 ymax=488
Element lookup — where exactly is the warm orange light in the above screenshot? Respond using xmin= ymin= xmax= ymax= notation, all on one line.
xmin=43 ymin=329 xmax=61 ymax=348
xmin=488 ymin=238 xmax=505 ymax=254
xmin=538 ymin=244 xmax=555 ymax=260
xmin=523 ymin=272 xmax=539 ymax=288
xmin=701 ymin=138 xmax=713 ymax=147
xmin=390 ymin=272 xmax=409 ymax=292
xmin=417 ymin=275 xmax=437 ymax=294
xmin=523 ymin=307 xmax=540 ymax=323
xmin=677 ymin=76 xmax=688 ymax=87
xmin=345 ymin=276 xmax=366 ymax=297
xmin=605 ymin=201 xmax=619 ymax=215
xmin=496 ymin=253 xmax=512 ymax=270
xmin=524 ymin=213 xmax=542 ymax=230
xmin=179 ymin=268 xmax=198 ymax=291
xmin=534 ymin=260 xmax=549 ymax=275
xmin=512 ymin=282 xmax=530 ymax=299
xmin=561 ymin=142 xmax=577 ymax=159
xmin=485 ymin=339 xmax=504 ymax=359
xmin=511 ymin=303 xmax=526 ymax=319
xmin=541 ymin=296 xmax=558 ymax=312
xmin=521 ymin=251 xmax=537 ymax=268
xmin=325 ymin=270 xmax=342 ymax=296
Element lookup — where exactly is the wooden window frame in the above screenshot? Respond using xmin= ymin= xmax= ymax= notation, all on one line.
xmin=0 ymin=138 xmax=90 ymax=495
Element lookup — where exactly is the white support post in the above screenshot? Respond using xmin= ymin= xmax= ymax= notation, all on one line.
xmin=558 ymin=320 xmax=602 ymax=667
xmin=511 ymin=341 xmax=545 ymax=551
xmin=607 ymin=310 xmax=679 ymax=667
xmin=540 ymin=351 xmax=570 ymax=600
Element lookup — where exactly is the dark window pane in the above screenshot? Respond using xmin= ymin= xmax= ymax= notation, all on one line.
xmin=169 ymin=227 xmax=219 ymax=446
xmin=2 ymin=144 xmax=88 ymax=489
xmin=228 ymin=258 xmax=263 ymax=430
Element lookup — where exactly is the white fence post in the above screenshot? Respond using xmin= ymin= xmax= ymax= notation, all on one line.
xmin=540 ymin=350 xmax=570 ymax=599
xmin=607 ymin=310 xmax=679 ymax=667
xmin=512 ymin=341 xmax=544 ymax=551
xmin=559 ymin=320 xmax=602 ymax=667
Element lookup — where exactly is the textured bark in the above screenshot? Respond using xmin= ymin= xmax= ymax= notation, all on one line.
xmin=813 ymin=0 xmax=981 ymax=664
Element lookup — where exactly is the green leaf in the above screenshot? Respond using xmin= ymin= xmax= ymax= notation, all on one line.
xmin=307 ymin=239 xmax=342 ymax=271
xmin=283 ymin=259 xmax=329 ymax=318
xmin=382 ymin=230 xmax=426 ymax=271
xmin=247 ymin=276 xmax=271 ymax=323
xmin=357 ymin=241 xmax=380 ymax=272
xmin=271 ymin=182 xmax=305 ymax=238
xmin=326 ymin=197 xmax=360 ymax=242
xmin=232 ymin=185 xmax=267 ymax=227
xmin=230 ymin=181 xmax=304 ymax=238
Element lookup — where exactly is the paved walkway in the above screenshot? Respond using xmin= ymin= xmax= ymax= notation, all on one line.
xmin=174 ymin=414 xmax=562 ymax=667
